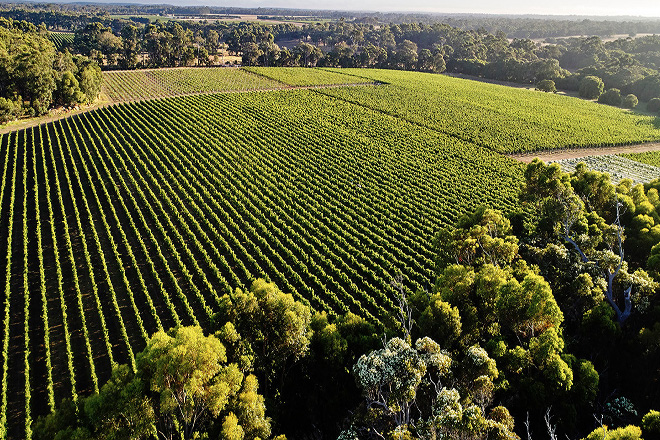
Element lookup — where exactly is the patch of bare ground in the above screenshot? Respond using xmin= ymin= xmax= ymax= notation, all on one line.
xmin=508 ymin=142 xmax=660 ymax=163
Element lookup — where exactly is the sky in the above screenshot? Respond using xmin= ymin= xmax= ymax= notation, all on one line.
xmin=172 ymin=0 xmax=660 ymax=17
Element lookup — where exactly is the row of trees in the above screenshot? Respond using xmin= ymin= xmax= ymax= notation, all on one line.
xmin=0 ymin=18 xmax=102 ymax=123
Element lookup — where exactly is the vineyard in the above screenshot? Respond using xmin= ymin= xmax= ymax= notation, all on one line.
xmin=553 ymin=155 xmax=660 ymax=184
xmin=102 ymin=67 xmax=284 ymax=101
xmin=243 ymin=66 xmax=374 ymax=86
xmin=621 ymin=150 xmax=660 ymax=168
xmin=252 ymin=68 xmax=660 ymax=153
xmin=47 ymin=32 xmax=73 ymax=50
xmin=0 ymin=85 xmax=525 ymax=438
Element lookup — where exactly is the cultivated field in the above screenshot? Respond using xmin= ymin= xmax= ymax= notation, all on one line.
xmin=273 ymin=68 xmax=660 ymax=153
xmin=46 ymin=32 xmax=73 ymax=50
xmin=102 ymin=67 xmax=284 ymax=101
xmin=2 ymin=67 xmax=660 ymax=438
xmin=622 ymin=150 xmax=660 ymax=167
xmin=554 ymin=155 xmax=660 ymax=184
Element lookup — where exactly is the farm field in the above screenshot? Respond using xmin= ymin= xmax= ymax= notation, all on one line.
xmin=0 ymin=80 xmax=525 ymax=438
xmin=264 ymin=68 xmax=660 ymax=153
xmin=622 ymin=150 xmax=660 ymax=167
xmin=2 ymin=66 xmax=660 ymax=438
xmin=553 ymin=155 xmax=660 ymax=184
xmin=243 ymin=66 xmax=374 ymax=86
xmin=102 ymin=67 xmax=285 ymax=101
xmin=46 ymin=32 xmax=73 ymax=50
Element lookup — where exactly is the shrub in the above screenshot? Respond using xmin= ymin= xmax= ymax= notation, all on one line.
xmin=598 ymin=88 xmax=622 ymax=106
xmin=647 ymin=97 xmax=660 ymax=113
xmin=536 ymin=79 xmax=556 ymax=93
xmin=579 ymin=75 xmax=605 ymax=99
xmin=642 ymin=410 xmax=660 ymax=440
xmin=622 ymin=94 xmax=638 ymax=109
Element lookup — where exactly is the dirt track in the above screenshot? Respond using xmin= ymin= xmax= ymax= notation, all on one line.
xmin=508 ymin=142 xmax=660 ymax=163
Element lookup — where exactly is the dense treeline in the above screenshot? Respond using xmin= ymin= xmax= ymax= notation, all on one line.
xmin=0 ymin=18 xmax=102 ymax=123
xmin=4 ymin=2 xmax=660 ymax=38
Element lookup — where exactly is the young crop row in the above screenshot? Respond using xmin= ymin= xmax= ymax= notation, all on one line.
xmin=554 ymin=155 xmax=660 ymax=185
xmin=244 ymin=67 xmax=374 ymax=87
xmin=0 ymin=88 xmax=522 ymax=437
xmin=316 ymin=68 xmax=660 ymax=153
xmin=47 ymin=32 xmax=74 ymax=51
xmin=102 ymin=67 xmax=283 ymax=102
xmin=621 ymin=151 xmax=660 ymax=168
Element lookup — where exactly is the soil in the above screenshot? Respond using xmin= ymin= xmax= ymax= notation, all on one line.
xmin=508 ymin=142 xmax=660 ymax=163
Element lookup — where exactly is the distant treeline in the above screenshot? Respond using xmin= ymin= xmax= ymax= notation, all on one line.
xmin=3 ymin=2 xmax=660 ymax=38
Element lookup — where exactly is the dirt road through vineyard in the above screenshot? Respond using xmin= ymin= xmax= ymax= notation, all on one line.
xmin=508 ymin=142 xmax=660 ymax=163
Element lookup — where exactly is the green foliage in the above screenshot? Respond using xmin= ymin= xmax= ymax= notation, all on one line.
xmin=622 ymin=94 xmax=638 ymax=109
xmin=0 ymin=96 xmax=21 ymax=123
xmin=436 ymin=207 xmax=519 ymax=268
xmin=599 ymin=88 xmax=623 ymax=106
xmin=33 ymin=326 xmax=278 ymax=440
xmin=77 ymin=61 xmax=102 ymax=104
xmin=348 ymin=336 xmax=516 ymax=439
xmin=215 ymin=279 xmax=313 ymax=392
xmin=580 ymin=75 xmax=605 ymax=99
xmin=583 ymin=425 xmax=642 ymax=440
xmin=536 ymin=79 xmax=556 ymax=93
xmin=57 ymin=71 xmax=83 ymax=106
xmin=642 ymin=410 xmax=660 ymax=440
xmin=647 ymin=97 xmax=660 ymax=113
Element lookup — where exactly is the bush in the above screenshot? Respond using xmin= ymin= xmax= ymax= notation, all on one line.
xmin=642 ymin=410 xmax=660 ymax=440
xmin=579 ymin=75 xmax=605 ymax=99
xmin=598 ymin=88 xmax=622 ymax=106
xmin=647 ymin=97 xmax=660 ymax=113
xmin=622 ymin=94 xmax=638 ymax=109
xmin=536 ymin=79 xmax=556 ymax=93
xmin=0 ymin=97 xmax=22 ymax=124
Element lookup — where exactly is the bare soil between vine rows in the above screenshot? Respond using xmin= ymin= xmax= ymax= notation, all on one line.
xmin=508 ymin=142 xmax=660 ymax=163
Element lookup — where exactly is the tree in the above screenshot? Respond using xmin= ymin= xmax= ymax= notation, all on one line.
xmin=76 ymin=59 xmax=102 ymax=104
xmin=536 ymin=79 xmax=557 ymax=93
xmin=34 ymin=326 xmax=280 ymax=440
xmin=215 ymin=279 xmax=313 ymax=395
xmin=56 ymin=71 xmax=83 ymax=106
xmin=579 ymin=75 xmax=605 ymax=99
xmin=647 ymin=97 xmax=660 ymax=113
xmin=345 ymin=336 xmax=518 ymax=439
xmin=518 ymin=160 xmax=653 ymax=324
xmin=598 ymin=88 xmax=623 ymax=106
xmin=622 ymin=94 xmax=638 ymax=109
